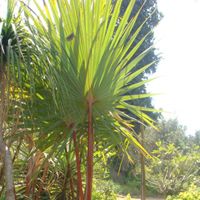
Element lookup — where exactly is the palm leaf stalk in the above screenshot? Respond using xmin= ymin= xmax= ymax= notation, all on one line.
xmin=23 ymin=0 xmax=160 ymax=199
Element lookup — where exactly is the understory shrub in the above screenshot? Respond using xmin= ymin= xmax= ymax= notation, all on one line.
xmin=92 ymin=179 xmax=118 ymax=200
xmin=146 ymin=142 xmax=200 ymax=195
xmin=166 ymin=184 xmax=200 ymax=200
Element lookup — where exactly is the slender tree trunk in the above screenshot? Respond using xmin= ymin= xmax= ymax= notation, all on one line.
xmin=0 ymin=72 xmax=15 ymax=200
xmin=0 ymin=131 xmax=14 ymax=198
xmin=4 ymin=147 xmax=15 ymax=200
xmin=73 ymin=131 xmax=84 ymax=200
xmin=85 ymin=93 xmax=94 ymax=200
xmin=140 ymin=125 xmax=146 ymax=200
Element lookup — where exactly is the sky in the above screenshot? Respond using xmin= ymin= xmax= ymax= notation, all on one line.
xmin=148 ymin=0 xmax=200 ymax=134
xmin=1 ymin=0 xmax=200 ymax=134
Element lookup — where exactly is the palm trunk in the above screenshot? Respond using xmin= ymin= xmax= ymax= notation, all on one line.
xmin=4 ymin=147 xmax=15 ymax=200
xmin=85 ymin=93 xmax=94 ymax=200
xmin=0 ymin=71 xmax=15 ymax=200
xmin=72 ymin=131 xmax=84 ymax=200
xmin=0 ymin=136 xmax=15 ymax=200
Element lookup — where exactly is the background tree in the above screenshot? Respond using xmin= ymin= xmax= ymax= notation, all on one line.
xmin=146 ymin=142 xmax=200 ymax=196
xmin=145 ymin=118 xmax=188 ymax=151
xmin=106 ymin=118 xmax=200 ymax=197
xmin=120 ymin=0 xmax=163 ymax=124
xmin=189 ymin=130 xmax=200 ymax=147
xmin=145 ymin=119 xmax=200 ymax=196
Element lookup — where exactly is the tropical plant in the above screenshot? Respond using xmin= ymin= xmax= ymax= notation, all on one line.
xmin=22 ymin=0 xmax=159 ymax=199
xmin=0 ymin=0 xmax=33 ymax=199
xmin=92 ymin=179 xmax=117 ymax=200
xmin=146 ymin=141 xmax=200 ymax=196
xmin=166 ymin=184 xmax=200 ymax=200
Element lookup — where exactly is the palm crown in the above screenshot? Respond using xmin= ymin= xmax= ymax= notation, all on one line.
xmin=25 ymin=0 xmax=156 ymax=129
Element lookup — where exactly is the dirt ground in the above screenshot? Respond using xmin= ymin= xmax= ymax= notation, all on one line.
xmin=117 ymin=195 xmax=164 ymax=200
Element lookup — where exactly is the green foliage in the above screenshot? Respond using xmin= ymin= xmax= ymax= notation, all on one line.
xmin=166 ymin=184 xmax=200 ymax=200
xmin=18 ymin=1 xmax=159 ymax=198
xmin=104 ymin=118 xmax=200 ymax=198
xmin=134 ymin=119 xmax=200 ymax=197
xmin=126 ymin=193 xmax=132 ymax=200
xmin=0 ymin=0 xmax=160 ymax=198
xmin=0 ymin=195 xmax=5 ymax=200
xmin=145 ymin=118 xmax=188 ymax=152
xmin=146 ymin=129 xmax=200 ymax=195
xmin=115 ymin=179 xmax=140 ymax=196
xmin=92 ymin=158 xmax=118 ymax=200
xmin=92 ymin=179 xmax=117 ymax=200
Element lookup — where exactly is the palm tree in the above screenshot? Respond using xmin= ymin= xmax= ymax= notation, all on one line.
xmin=0 ymin=0 xmax=33 ymax=199
xmin=24 ymin=0 xmax=159 ymax=199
